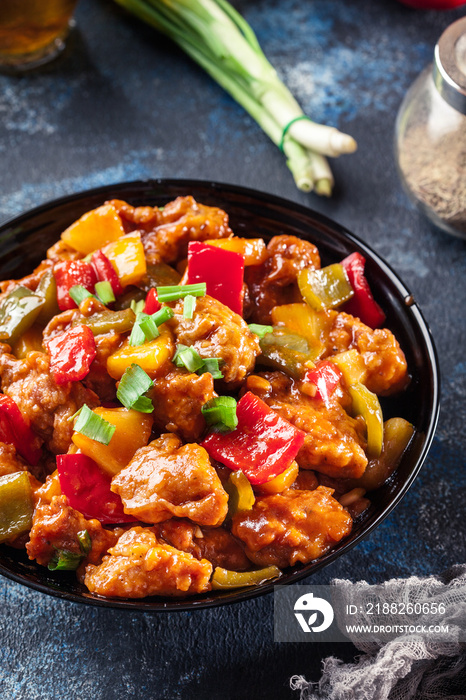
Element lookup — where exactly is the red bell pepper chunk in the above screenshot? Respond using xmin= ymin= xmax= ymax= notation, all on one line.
xmin=201 ymin=391 xmax=305 ymax=485
xmin=143 ymin=288 xmax=161 ymax=315
xmin=304 ymin=361 xmax=342 ymax=403
xmin=57 ymin=453 xmax=136 ymax=525
xmin=0 ymin=394 xmax=41 ymax=465
xmin=91 ymin=250 xmax=123 ymax=297
xmin=54 ymin=260 xmax=98 ymax=311
xmin=186 ymin=241 xmax=244 ymax=316
xmin=46 ymin=325 xmax=96 ymax=385
xmin=341 ymin=252 xmax=386 ymax=329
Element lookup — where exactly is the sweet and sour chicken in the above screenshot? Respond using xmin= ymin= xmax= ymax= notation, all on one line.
xmin=0 ymin=196 xmax=412 ymax=599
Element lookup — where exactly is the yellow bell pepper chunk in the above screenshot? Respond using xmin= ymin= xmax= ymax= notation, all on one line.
xmin=61 ymin=204 xmax=126 ymax=255
xmin=106 ymin=328 xmax=174 ymax=379
xmin=211 ymin=565 xmax=281 ymax=590
xmin=348 ymin=383 xmax=383 ymax=458
xmin=102 ymin=232 xmax=147 ymax=288
xmin=257 ymin=460 xmax=299 ymax=495
xmin=271 ymin=303 xmax=325 ymax=360
xmin=298 ymin=264 xmax=354 ymax=311
xmin=356 ymin=418 xmax=414 ymax=491
xmin=72 ymin=407 xmax=153 ymax=477
xmin=330 ymin=349 xmax=368 ymax=386
xmin=205 ymin=237 xmax=267 ymax=265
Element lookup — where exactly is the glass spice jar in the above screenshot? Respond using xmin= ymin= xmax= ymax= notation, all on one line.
xmin=395 ymin=17 xmax=466 ymax=239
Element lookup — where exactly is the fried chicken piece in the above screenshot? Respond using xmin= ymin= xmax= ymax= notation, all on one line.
xmin=251 ymin=371 xmax=368 ymax=479
xmin=246 ymin=235 xmax=320 ymax=324
xmin=111 ymin=434 xmax=228 ymax=527
xmin=0 ymin=348 xmax=99 ymax=454
xmin=169 ymin=295 xmax=260 ymax=385
xmin=26 ymin=495 xmax=117 ymax=567
xmin=149 ymin=368 xmax=216 ymax=442
xmin=84 ymin=526 xmax=212 ymax=598
xmin=231 ymin=486 xmax=352 ymax=568
xmin=323 ymin=311 xmax=408 ymax=395
xmin=109 ymin=196 xmax=232 ymax=266
xmin=155 ymin=519 xmax=250 ymax=572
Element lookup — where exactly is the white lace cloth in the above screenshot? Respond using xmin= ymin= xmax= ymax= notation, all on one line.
xmin=290 ymin=565 xmax=466 ymax=700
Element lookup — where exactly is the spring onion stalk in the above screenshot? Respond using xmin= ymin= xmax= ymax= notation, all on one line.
xmin=112 ymin=0 xmax=357 ymax=194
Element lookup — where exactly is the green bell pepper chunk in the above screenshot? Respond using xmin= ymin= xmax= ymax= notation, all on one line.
xmin=298 ymin=264 xmax=354 ymax=311
xmin=259 ymin=329 xmax=315 ymax=380
xmin=141 ymin=262 xmax=181 ymax=291
xmin=211 ymin=565 xmax=281 ymax=590
xmin=35 ymin=270 xmax=60 ymax=325
xmin=348 ymin=382 xmax=384 ymax=458
xmin=0 ymin=286 xmax=45 ymax=345
xmin=0 ymin=471 xmax=34 ymax=543
xmin=73 ymin=308 xmax=136 ymax=336
xmin=224 ymin=470 xmax=255 ymax=520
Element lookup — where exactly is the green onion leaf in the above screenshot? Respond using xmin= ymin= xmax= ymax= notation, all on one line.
xmin=138 ymin=313 xmax=160 ymax=342
xmin=151 ymin=306 xmax=174 ymax=326
xmin=202 ymin=396 xmax=238 ymax=433
xmin=156 ymin=283 xmax=206 ymax=303
xmin=129 ymin=312 xmax=148 ymax=346
xmin=183 ymin=294 xmax=196 ymax=319
xmin=129 ymin=306 xmax=174 ymax=346
xmin=130 ymin=299 xmax=145 ymax=315
xmin=48 ymin=549 xmax=83 ymax=571
xmin=73 ymin=404 xmax=116 ymax=445
xmin=248 ymin=323 xmax=273 ymax=338
xmin=117 ymin=364 xmax=154 ymax=413
xmin=173 ymin=344 xmax=204 ymax=372
xmin=69 ymin=285 xmax=95 ymax=306
xmin=198 ymin=357 xmax=224 ymax=380
xmin=95 ymin=281 xmax=115 ymax=305
xmin=77 ymin=530 xmax=92 ymax=555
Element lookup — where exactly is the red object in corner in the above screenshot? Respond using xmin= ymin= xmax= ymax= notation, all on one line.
xmin=46 ymin=325 xmax=96 ymax=385
xmin=341 ymin=252 xmax=386 ymax=329
xmin=186 ymin=241 xmax=244 ymax=316
xmin=57 ymin=453 xmax=136 ymax=525
xmin=0 ymin=394 xmax=41 ymax=465
xmin=201 ymin=391 xmax=305 ymax=485
xmin=143 ymin=288 xmax=162 ymax=315
xmin=304 ymin=361 xmax=342 ymax=403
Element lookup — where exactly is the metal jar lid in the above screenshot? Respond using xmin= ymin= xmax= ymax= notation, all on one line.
xmin=433 ymin=16 xmax=466 ymax=114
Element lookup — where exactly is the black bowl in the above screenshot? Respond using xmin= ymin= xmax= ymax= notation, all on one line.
xmin=0 ymin=179 xmax=440 ymax=611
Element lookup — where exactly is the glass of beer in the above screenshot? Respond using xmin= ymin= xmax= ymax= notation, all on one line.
xmin=0 ymin=0 xmax=79 ymax=73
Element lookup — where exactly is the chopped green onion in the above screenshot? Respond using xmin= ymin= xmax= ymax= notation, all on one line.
xmin=183 ymin=294 xmax=196 ymax=319
xmin=198 ymin=357 xmax=224 ymax=380
xmin=156 ymin=283 xmax=206 ymax=303
xmin=69 ymin=285 xmax=95 ymax=306
xmin=248 ymin=324 xmax=273 ymax=338
xmin=48 ymin=549 xmax=83 ymax=571
xmin=77 ymin=530 xmax=92 ymax=555
xmin=94 ymin=281 xmax=115 ymax=305
xmin=117 ymin=364 xmax=154 ymax=413
xmin=130 ymin=299 xmax=145 ymax=314
xmin=73 ymin=404 xmax=116 ymax=445
xmin=129 ymin=312 xmax=148 ymax=346
xmin=151 ymin=306 xmax=174 ymax=326
xmin=202 ymin=396 xmax=238 ymax=433
xmin=173 ymin=344 xmax=204 ymax=372
xmin=129 ymin=306 xmax=174 ymax=346
xmin=138 ymin=314 xmax=160 ymax=342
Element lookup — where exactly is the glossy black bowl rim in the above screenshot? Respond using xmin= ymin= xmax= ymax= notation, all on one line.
xmin=0 ymin=178 xmax=440 ymax=611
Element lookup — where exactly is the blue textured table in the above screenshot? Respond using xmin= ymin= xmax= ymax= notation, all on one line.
xmin=1 ymin=1 xmax=465 ymax=698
